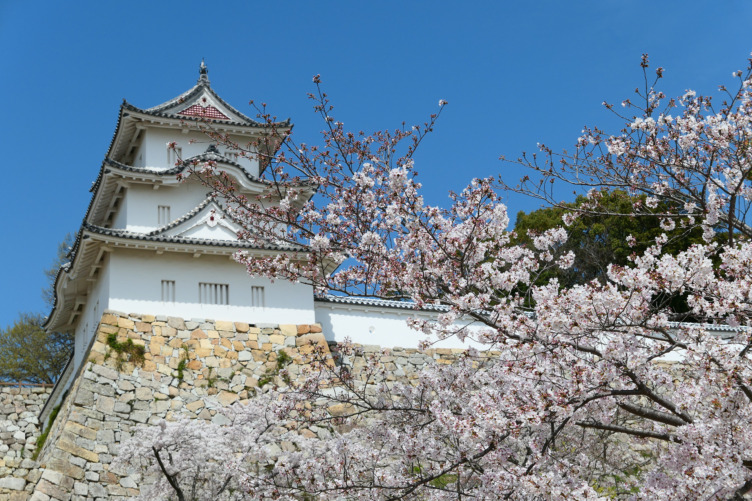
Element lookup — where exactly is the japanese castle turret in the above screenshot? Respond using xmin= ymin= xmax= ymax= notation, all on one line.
xmin=45 ymin=62 xmax=317 ymax=376
xmin=44 ymin=63 xmax=471 ymax=411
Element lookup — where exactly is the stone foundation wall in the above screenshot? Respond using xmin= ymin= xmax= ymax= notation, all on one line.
xmin=0 ymin=385 xmax=51 ymax=500
xmin=0 ymin=311 xmax=474 ymax=500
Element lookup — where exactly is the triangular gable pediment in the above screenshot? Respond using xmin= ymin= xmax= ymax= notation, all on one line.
xmin=152 ymin=198 xmax=242 ymax=242
xmin=178 ymin=103 xmax=230 ymax=120
xmin=174 ymin=90 xmax=233 ymax=121
xmin=148 ymin=86 xmax=251 ymax=124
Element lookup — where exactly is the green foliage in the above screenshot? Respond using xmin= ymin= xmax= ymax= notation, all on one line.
xmin=257 ymin=375 xmax=273 ymax=388
xmin=106 ymin=333 xmax=145 ymax=370
xmin=0 ymin=313 xmax=73 ymax=384
xmin=591 ymin=465 xmax=643 ymax=498
xmin=206 ymin=369 xmax=217 ymax=388
xmin=175 ymin=345 xmax=190 ymax=381
xmin=430 ymin=473 xmax=459 ymax=489
xmin=513 ymin=190 xmax=704 ymax=288
xmin=32 ymin=402 xmax=62 ymax=460
xmin=411 ymin=465 xmax=458 ymax=490
xmin=258 ymin=350 xmax=293 ymax=388
xmin=276 ymin=349 xmax=292 ymax=370
xmin=176 ymin=359 xmax=188 ymax=381
xmin=1 ymin=234 xmax=76 ymax=384
xmin=513 ymin=190 xmax=708 ymax=318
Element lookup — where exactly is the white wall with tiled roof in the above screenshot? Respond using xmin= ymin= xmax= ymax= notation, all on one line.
xmin=314 ymin=298 xmax=485 ymax=349
xmin=107 ymin=250 xmax=316 ymax=325
xmin=141 ymin=128 xmax=260 ymax=175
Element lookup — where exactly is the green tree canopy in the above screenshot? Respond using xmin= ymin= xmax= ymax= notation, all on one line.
xmin=513 ymin=190 xmax=706 ymax=289
xmin=0 ymin=234 xmax=75 ymax=384
xmin=0 ymin=313 xmax=72 ymax=384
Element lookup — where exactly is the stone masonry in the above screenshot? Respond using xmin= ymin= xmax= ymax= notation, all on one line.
xmin=0 ymin=311 xmax=471 ymax=500
xmin=0 ymin=386 xmax=51 ymax=500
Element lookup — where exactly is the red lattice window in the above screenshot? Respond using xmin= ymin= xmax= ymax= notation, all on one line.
xmin=178 ymin=104 xmax=231 ymax=120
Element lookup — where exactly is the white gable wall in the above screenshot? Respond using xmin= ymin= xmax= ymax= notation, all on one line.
xmin=107 ymin=249 xmax=315 ymax=324
xmin=180 ymin=222 xmax=238 ymax=240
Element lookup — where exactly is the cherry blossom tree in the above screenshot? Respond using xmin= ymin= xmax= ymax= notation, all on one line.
xmin=119 ymin=59 xmax=752 ymax=500
xmin=506 ymin=53 xmax=752 ymax=246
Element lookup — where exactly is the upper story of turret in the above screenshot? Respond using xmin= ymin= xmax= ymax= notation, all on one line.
xmin=108 ymin=60 xmax=289 ymax=175
xmin=83 ymin=61 xmax=302 ymax=234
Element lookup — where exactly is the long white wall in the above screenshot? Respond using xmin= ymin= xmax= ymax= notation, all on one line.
xmin=314 ymin=301 xmax=484 ymax=350
xmin=108 ymin=249 xmax=315 ymax=324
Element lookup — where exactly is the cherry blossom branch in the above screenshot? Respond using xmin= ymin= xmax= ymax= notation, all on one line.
xmin=153 ymin=446 xmax=186 ymax=501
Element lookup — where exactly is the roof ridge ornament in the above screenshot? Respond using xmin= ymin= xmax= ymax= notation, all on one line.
xmin=198 ymin=59 xmax=210 ymax=86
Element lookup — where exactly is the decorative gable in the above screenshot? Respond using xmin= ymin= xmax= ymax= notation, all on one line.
xmin=155 ymin=198 xmax=242 ymax=242
xmin=148 ymin=82 xmax=251 ymax=124
xmin=177 ymin=211 xmax=239 ymax=240
xmin=178 ymin=98 xmax=231 ymax=121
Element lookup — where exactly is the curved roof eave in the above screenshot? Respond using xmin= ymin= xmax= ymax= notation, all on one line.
xmin=123 ymin=102 xmax=291 ymax=129
xmin=104 ymin=103 xmax=291 ymax=167
xmin=146 ymin=79 xmax=283 ymax=127
xmin=83 ymin=223 xmax=308 ymax=253
xmin=81 ymin=150 xmax=315 ymax=244
xmin=42 ymin=262 xmax=71 ymax=331
xmin=103 ymin=152 xmax=272 ymax=186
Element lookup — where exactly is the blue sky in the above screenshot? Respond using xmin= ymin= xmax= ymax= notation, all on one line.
xmin=1 ymin=1 xmax=751 ymax=329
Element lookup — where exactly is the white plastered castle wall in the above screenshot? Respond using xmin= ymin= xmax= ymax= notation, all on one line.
xmin=112 ymin=193 xmax=127 ymax=229
xmin=107 ymin=249 xmax=315 ymax=324
xmin=121 ymin=182 xmax=210 ymax=233
xmin=314 ymin=301 xmax=486 ymax=350
xmin=139 ymin=128 xmax=259 ymax=175
xmin=73 ymin=258 xmax=111 ymax=369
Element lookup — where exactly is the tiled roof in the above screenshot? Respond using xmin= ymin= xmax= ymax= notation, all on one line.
xmin=103 ymin=145 xmax=272 ymax=185
xmin=137 ymin=64 xmax=289 ymax=128
xmin=41 ymin=262 xmax=70 ymax=328
xmin=314 ymin=295 xmax=449 ymax=312
xmin=122 ymin=102 xmax=282 ymax=129
xmin=74 ymin=145 xmax=273 ymax=247
xmin=146 ymin=196 xmax=218 ymax=236
xmin=82 ymin=223 xmax=307 ymax=252
xmin=313 ymin=296 xmax=748 ymax=334
xmin=122 ymin=101 xmax=276 ymax=128
xmin=142 ymin=195 xmax=253 ymax=239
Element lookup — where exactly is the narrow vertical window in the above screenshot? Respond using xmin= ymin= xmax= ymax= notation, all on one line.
xmin=158 ymin=206 xmax=171 ymax=226
xmin=251 ymin=286 xmax=265 ymax=308
xmin=162 ymin=280 xmax=176 ymax=302
xmin=167 ymin=145 xmax=183 ymax=166
xmin=199 ymin=283 xmax=229 ymax=305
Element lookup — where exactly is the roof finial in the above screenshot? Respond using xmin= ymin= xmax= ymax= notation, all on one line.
xmin=198 ymin=58 xmax=210 ymax=85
